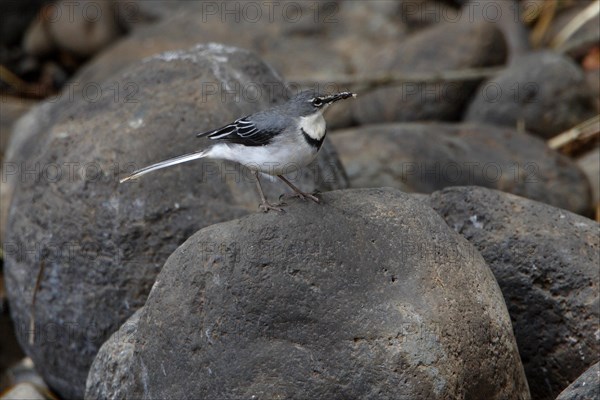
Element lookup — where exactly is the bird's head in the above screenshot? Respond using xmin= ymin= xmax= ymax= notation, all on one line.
xmin=288 ymin=90 xmax=356 ymax=116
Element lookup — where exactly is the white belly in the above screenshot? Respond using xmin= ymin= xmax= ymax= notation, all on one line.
xmin=206 ymin=140 xmax=319 ymax=176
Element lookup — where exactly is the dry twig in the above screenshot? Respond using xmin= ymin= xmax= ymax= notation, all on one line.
xmin=0 ymin=65 xmax=55 ymax=99
xmin=29 ymin=260 xmax=46 ymax=346
xmin=547 ymin=115 xmax=600 ymax=155
xmin=530 ymin=0 xmax=559 ymax=47
xmin=552 ymin=0 xmax=600 ymax=49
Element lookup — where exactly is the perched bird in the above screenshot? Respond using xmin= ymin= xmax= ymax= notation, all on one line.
xmin=120 ymin=90 xmax=356 ymax=212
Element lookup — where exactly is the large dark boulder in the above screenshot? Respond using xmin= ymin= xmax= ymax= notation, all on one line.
xmin=330 ymin=122 xmax=592 ymax=215
xmin=429 ymin=187 xmax=600 ymax=400
xmin=4 ymin=44 xmax=347 ymax=399
xmin=86 ymin=188 xmax=530 ymax=400
xmin=465 ymin=51 xmax=597 ymax=139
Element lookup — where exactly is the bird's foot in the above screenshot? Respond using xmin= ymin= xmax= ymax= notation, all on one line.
xmin=279 ymin=190 xmax=320 ymax=204
xmin=259 ymin=201 xmax=285 ymax=213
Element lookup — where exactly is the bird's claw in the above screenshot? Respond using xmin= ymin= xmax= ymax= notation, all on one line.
xmin=280 ymin=191 xmax=320 ymax=203
xmin=277 ymin=194 xmax=289 ymax=205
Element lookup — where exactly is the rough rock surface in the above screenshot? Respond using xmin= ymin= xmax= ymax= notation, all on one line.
xmin=429 ymin=187 xmax=600 ymax=400
xmin=85 ymin=309 xmax=142 ymax=400
xmin=465 ymin=51 xmax=597 ymax=138
xmin=4 ymin=44 xmax=347 ymax=400
xmin=86 ymin=188 xmax=530 ymax=400
xmin=352 ymin=20 xmax=507 ymax=125
xmin=330 ymin=123 xmax=592 ymax=215
xmin=556 ymin=362 xmax=600 ymax=400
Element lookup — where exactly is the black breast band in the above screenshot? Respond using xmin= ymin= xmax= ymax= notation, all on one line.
xmin=301 ymin=128 xmax=325 ymax=150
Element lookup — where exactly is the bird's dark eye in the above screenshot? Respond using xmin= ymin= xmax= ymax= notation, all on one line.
xmin=312 ymin=98 xmax=323 ymax=107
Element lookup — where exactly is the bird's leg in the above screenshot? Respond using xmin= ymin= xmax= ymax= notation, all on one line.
xmin=277 ymin=175 xmax=320 ymax=203
xmin=254 ymin=171 xmax=284 ymax=213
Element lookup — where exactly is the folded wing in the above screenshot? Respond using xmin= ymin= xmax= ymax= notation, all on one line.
xmin=196 ymin=116 xmax=280 ymax=146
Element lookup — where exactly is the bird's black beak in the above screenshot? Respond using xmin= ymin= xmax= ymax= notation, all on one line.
xmin=322 ymin=92 xmax=357 ymax=104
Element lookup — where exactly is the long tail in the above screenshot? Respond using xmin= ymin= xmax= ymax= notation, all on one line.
xmin=120 ymin=150 xmax=208 ymax=183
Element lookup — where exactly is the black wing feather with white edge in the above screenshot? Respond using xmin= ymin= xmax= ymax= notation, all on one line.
xmin=196 ymin=117 xmax=278 ymax=146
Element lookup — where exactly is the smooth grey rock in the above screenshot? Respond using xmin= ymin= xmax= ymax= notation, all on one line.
xmin=1 ymin=100 xmax=56 ymax=250
xmin=465 ymin=51 xmax=596 ymax=138
xmin=22 ymin=2 xmax=405 ymax=131
xmin=70 ymin=1 xmax=402 ymax=93
xmin=459 ymin=0 xmax=530 ymax=62
xmin=429 ymin=187 xmax=600 ymax=400
xmin=330 ymin=122 xmax=592 ymax=215
xmin=0 ymin=98 xmax=36 ymax=161
xmin=4 ymin=44 xmax=347 ymax=400
xmin=86 ymin=188 xmax=530 ymax=400
xmin=398 ymin=0 xmax=459 ymax=32
xmin=0 ymin=97 xmax=37 ymax=243
xmin=556 ymin=362 xmax=600 ymax=400
xmin=23 ymin=0 xmax=124 ymax=58
xmin=352 ymin=20 xmax=507 ymax=125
